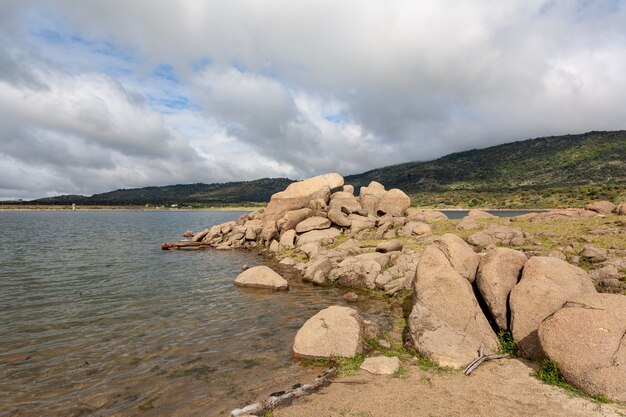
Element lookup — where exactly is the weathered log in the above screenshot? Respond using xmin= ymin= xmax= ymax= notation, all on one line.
xmin=160 ymin=241 xmax=212 ymax=250
xmin=231 ymin=367 xmax=336 ymax=417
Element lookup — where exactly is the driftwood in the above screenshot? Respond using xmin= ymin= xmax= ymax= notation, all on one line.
xmin=160 ymin=241 xmax=212 ymax=250
xmin=463 ymin=345 xmax=508 ymax=375
xmin=231 ymin=367 xmax=337 ymax=417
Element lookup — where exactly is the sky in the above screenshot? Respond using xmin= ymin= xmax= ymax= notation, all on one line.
xmin=1 ymin=1 xmax=625 ymax=199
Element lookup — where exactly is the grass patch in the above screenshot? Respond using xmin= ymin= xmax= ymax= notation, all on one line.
xmin=415 ymin=355 xmax=455 ymax=374
xmin=534 ymin=360 xmax=582 ymax=394
xmin=496 ymin=331 xmax=518 ymax=357
xmin=392 ymin=365 xmax=409 ymax=379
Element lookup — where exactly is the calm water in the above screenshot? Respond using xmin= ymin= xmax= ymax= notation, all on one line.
xmin=0 ymin=211 xmax=390 ymax=417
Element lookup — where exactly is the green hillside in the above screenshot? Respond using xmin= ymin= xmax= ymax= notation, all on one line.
xmin=32 ymin=178 xmax=295 ymax=206
xmin=345 ymin=131 xmax=626 ymax=208
xmin=27 ymin=131 xmax=625 ymax=209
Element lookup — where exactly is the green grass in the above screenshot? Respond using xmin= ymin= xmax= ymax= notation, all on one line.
xmin=496 ymin=331 xmax=518 ymax=357
xmin=415 ymin=355 xmax=455 ymax=373
xmin=534 ymin=360 xmax=582 ymax=394
xmin=392 ymin=365 xmax=409 ymax=379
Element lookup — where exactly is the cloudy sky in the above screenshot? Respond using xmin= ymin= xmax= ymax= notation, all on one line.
xmin=1 ymin=1 xmax=625 ymax=199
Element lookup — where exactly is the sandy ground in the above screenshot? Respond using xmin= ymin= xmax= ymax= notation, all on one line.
xmin=274 ymin=358 xmax=626 ymax=417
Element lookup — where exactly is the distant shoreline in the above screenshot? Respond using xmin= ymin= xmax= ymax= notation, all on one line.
xmin=0 ymin=205 xmax=261 ymax=212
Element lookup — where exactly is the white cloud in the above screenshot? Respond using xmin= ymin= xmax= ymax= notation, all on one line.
xmin=0 ymin=0 xmax=625 ymax=198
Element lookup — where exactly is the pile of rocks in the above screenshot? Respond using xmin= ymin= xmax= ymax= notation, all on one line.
xmin=181 ymin=174 xmax=626 ymax=403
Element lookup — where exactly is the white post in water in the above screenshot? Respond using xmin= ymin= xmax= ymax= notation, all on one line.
xmin=72 ymin=203 xmax=76 ymax=211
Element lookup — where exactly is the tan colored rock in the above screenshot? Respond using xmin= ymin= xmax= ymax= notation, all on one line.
xmin=264 ymin=173 xmax=343 ymax=222
xmin=182 ymin=230 xmax=194 ymax=238
xmin=303 ymin=256 xmax=333 ymax=283
xmin=456 ymin=217 xmax=480 ymax=231
xmin=307 ymin=198 xmax=328 ymax=217
xmin=328 ymin=208 xmax=351 ymax=228
xmin=276 ymin=208 xmax=313 ymax=233
xmin=412 ymin=221 xmax=432 ymax=236
xmin=234 ymin=266 xmax=289 ymax=290
xmin=296 ymin=228 xmax=341 ymax=247
xmin=360 ymin=356 xmax=401 ymax=375
xmin=409 ymin=244 xmax=498 ymax=368
xmin=329 ymin=191 xmax=362 ymax=213
xmin=376 ymin=239 xmax=403 ymax=253
xmin=279 ymin=229 xmax=296 ymax=250
xmin=260 ymin=221 xmax=278 ymax=243
xmin=405 ymin=209 xmax=448 ymax=222
xmin=329 ymin=258 xmax=382 ymax=289
xmin=476 ymin=247 xmax=527 ymax=330
xmin=295 ymin=216 xmax=331 ymax=233
xmin=359 ymin=181 xmax=386 ymax=216
xmin=539 ymin=293 xmax=626 ymax=402
xmin=269 ymin=239 xmax=279 ymax=252
xmin=349 ymin=214 xmax=376 ymax=234
xmin=585 ymin=200 xmax=616 ymax=215
xmin=377 ymin=189 xmax=411 ymax=217
xmin=616 ymin=202 xmax=626 ymax=215
xmin=434 ymin=234 xmax=480 ymax=283
xmin=343 ymin=292 xmax=359 ymax=302
xmin=525 ymin=209 xmax=598 ymax=222
xmin=343 ymin=184 xmax=354 ymax=194
xmin=468 ymin=225 xmax=525 ymax=249
xmin=468 ymin=209 xmax=497 ymax=219
xmin=292 ymin=306 xmax=364 ymax=359
xmin=510 ymin=257 xmax=596 ymax=359
xmin=192 ymin=228 xmax=210 ymax=242
xmin=581 ymin=245 xmax=608 ymax=262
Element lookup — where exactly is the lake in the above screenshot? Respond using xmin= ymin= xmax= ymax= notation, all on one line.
xmin=0 ymin=210 xmax=389 ymax=417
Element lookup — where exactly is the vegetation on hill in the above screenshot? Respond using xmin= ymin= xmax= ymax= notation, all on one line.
xmin=31 ymin=178 xmax=295 ymax=207
xmin=345 ymin=131 xmax=626 ymax=208
xmin=23 ymin=130 xmax=626 ymax=208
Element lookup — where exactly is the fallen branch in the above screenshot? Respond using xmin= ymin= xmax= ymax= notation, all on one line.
xmin=463 ymin=345 xmax=508 ymax=375
xmin=231 ymin=367 xmax=337 ymax=417
xmin=160 ymin=241 xmax=212 ymax=250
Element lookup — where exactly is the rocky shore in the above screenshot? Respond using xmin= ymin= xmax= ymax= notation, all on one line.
xmin=166 ymin=173 xmax=626 ymax=416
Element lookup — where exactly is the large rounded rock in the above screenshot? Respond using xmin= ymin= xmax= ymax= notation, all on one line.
xmin=359 ymin=181 xmax=387 ymax=216
xmin=408 ymin=244 xmax=498 ymax=368
xmin=276 ymin=208 xmax=313 ymax=233
xmin=279 ymin=229 xmax=296 ymax=250
xmin=296 ymin=228 xmax=341 ymax=246
xmin=377 ymin=189 xmax=411 ymax=217
xmin=328 ymin=208 xmax=352 ymax=228
xmin=509 ymin=257 xmax=596 ymax=359
xmin=468 ymin=225 xmax=525 ymax=249
xmin=234 ymin=266 xmax=289 ymax=290
xmin=616 ymin=202 xmax=626 ymax=215
xmin=524 ymin=209 xmax=598 ymax=222
xmin=476 ymin=248 xmax=527 ymax=331
xmin=539 ymin=293 xmax=626 ymax=402
xmin=329 ymin=191 xmax=362 ymax=213
xmin=434 ymin=234 xmax=479 ymax=283
xmin=467 ymin=209 xmax=497 ymax=219
xmin=295 ymin=216 xmax=331 ymax=233
xmin=264 ymin=173 xmax=343 ymax=222
xmin=585 ymin=200 xmax=616 ymax=215
xmin=348 ymin=214 xmax=376 ymax=235
xmin=376 ymin=239 xmax=403 ymax=253
xmin=292 ymin=306 xmax=364 ymax=359
xmin=405 ymin=208 xmax=448 ymax=222
xmin=329 ymin=258 xmax=382 ymax=289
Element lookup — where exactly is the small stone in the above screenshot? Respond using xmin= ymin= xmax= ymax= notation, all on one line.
xmin=234 ymin=266 xmax=289 ymax=290
xmin=360 ymin=356 xmax=401 ymax=375
xmin=343 ymin=292 xmax=359 ymax=302
xmin=182 ymin=230 xmax=194 ymax=237
xmin=376 ymin=239 xmax=403 ymax=253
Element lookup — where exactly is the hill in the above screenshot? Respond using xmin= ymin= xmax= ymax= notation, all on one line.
xmin=31 ymin=178 xmax=295 ymax=207
xmin=345 ymin=130 xmax=626 ymax=208
xmin=27 ymin=130 xmax=626 ymax=209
